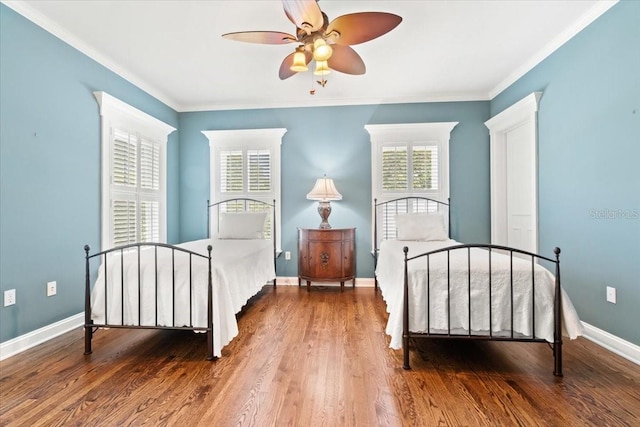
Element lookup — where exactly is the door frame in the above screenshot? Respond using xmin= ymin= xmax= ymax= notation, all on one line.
xmin=485 ymin=92 xmax=542 ymax=253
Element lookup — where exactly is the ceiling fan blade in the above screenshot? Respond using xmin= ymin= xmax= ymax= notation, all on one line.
xmin=282 ymin=0 xmax=323 ymax=32
xmin=326 ymin=12 xmax=402 ymax=45
xmin=279 ymin=50 xmax=313 ymax=80
xmin=222 ymin=31 xmax=297 ymax=45
xmin=328 ymin=45 xmax=365 ymax=75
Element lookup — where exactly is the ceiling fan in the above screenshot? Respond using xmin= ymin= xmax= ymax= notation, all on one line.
xmin=221 ymin=0 xmax=402 ymax=90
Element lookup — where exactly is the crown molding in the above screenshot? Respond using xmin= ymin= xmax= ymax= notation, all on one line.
xmin=489 ymin=0 xmax=618 ymax=99
xmin=5 ymin=0 xmax=615 ymax=113
xmin=485 ymin=92 xmax=542 ymax=131
xmin=1 ymin=0 xmax=181 ymax=111
xmin=1 ymin=0 xmax=490 ymax=112
xmin=183 ymin=92 xmax=490 ymax=112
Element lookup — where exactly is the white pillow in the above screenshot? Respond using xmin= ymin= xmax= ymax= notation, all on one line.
xmin=395 ymin=213 xmax=448 ymax=241
xmin=218 ymin=212 xmax=267 ymax=239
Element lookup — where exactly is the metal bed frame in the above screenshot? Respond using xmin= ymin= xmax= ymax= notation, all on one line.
xmin=374 ymin=197 xmax=563 ymax=376
xmin=207 ymin=198 xmax=278 ymax=286
xmin=84 ymin=198 xmax=276 ymax=360
xmin=373 ymin=197 xmax=450 ymax=291
xmin=84 ymin=243 xmax=214 ymax=359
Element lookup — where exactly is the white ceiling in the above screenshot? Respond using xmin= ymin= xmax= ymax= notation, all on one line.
xmin=4 ymin=0 xmax=617 ymax=112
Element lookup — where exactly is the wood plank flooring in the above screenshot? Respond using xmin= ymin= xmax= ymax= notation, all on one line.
xmin=1 ymin=285 xmax=639 ymax=426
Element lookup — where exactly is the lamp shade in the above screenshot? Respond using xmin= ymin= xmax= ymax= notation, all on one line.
xmin=306 ymin=177 xmax=342 ymax=201
xmin=313 ymin=38 xmax=333 ymax=61
xmin=290 ymin=47 xmax=308 ymax=72
xmin=313 ymin=60 xmax=331 ymax=76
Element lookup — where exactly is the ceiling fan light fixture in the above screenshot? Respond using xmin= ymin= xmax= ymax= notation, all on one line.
xmin=290 ymin=47 xmax=308 ymax=72
xmin=314 ymin=60 xmax=331 ymax=76
xmin=312 ymin=38 xmax=333 ymax=61
xmin=223 ymin=1 xmax=402 ymax=89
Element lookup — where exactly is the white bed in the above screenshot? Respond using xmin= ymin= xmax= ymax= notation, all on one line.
xmin=376 ymin=239 xmax=583 ymax=350
xmin=373 ymin=196 xmax=583 ymax=375
xmin=90 ymin=238 xmax=275 ymax=358
xmin=84 ymin=198 xmax=277 ymax=360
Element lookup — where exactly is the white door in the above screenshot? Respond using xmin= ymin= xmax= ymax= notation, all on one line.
xmin=505 ymin=121 xmax=535 ymax=252
xmin=485 ymin=92 xmax=541 ymax=254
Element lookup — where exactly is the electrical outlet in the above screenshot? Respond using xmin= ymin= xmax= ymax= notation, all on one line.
xmin=4 ymin=289 xmax=16 ymax=307
xmin=285 ymin=251 xmax=291 ymax=260
xmin=47 ymin=281 xmax=57 ymax=297
xmin=606 ymin=286 xmax=616 ymax=304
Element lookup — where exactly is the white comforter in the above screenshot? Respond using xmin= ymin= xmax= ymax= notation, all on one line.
xmin=376 ymin=239 xmax=583 ymax=350
xmin=91 ymin=238 xmax=275 ymax=357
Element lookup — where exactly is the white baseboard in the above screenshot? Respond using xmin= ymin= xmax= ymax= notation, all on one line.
xmin=581 ymin=321 xmax=640 ymax=366
xmin=276 ymin=277 xmax=375 ymax=287
xmin=4 ymin=306 xmax=636 ymax=367
xmin=0 ymin=312 xmax=84 ymax=361
xmin=275 ymin=276 xmax=298 ymax=286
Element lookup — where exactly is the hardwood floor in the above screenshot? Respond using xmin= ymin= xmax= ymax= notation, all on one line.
xmin=1 ymin=285 xmax=639 ymax=426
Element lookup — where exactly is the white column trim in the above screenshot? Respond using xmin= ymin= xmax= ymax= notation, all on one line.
xmin=203 ymin=128 xmax=286 ymax=250
xmin=94 ymin=91 xmax=175 ymax=249
xmin=485 ymin=92 xmax=541 ymax=253
xmin=366 ymin=122 xmax=458 ymax=203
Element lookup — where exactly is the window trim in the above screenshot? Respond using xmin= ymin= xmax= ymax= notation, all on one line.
xmin=202 ymin=128 xmax=285 ymax=251
xmin=366 ymin=122 xmax=458 ymax=203
xmin=94 ymin=91 xmax=176 ymax=249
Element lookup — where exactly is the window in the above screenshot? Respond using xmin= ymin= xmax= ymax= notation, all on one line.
xmin=95 ymin=92 xmax=175 ymax=249
xmin=203 ymin=128 xmax=285 ymax=248
xmin=367 ymin=123 xmax=457 ymax=244
xmin=218 ymin=149 xmax=272 ymax=194
xmin=366 ymin=122 xmax=457 ymax=203
xmin=381 ymin=145 xmax=439 ymax=192
xmin=110 ymin=129 xmax=162 ymax=245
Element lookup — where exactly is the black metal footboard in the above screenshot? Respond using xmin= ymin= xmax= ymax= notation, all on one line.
xmin=84 ymin=243 xmax=214 ymax=360
xmin=402 ymin=244 xmax=563 ymax=376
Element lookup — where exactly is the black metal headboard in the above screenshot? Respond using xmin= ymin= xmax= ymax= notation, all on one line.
xmin=373 ymin=196 xmax=450 ymax=261
xmin=207 ymin=198 xmax=277 ymax=285
xmin=207 ymin=198 xmax=276 ymax=240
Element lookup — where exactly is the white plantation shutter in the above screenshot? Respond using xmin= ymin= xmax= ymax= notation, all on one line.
xmin=248 ymin=150 xmax=271 ymax=192
xmin=112 ymin=129 xmax=137 ymax=188
xmin=109 ymin=127 xmax=164 ymax=246
xmin=112 ymin=199 xmax=137 ymax=246
xmin=381 ymin=198 xmax=408 ymax=240
xmin=367 ymin=122 xmax=457 ymax=251
xmin=96 ymin=91 xmax=173 ymax=250
xmin=203 ymin=127 xmax=284 ymax=251
xmin=380 ymin=144 xmax=439 ymax=193
xmin=368 ymin=122 xmax=457 ymax=207
xmin=139 ymin=200 xmax=160 ymax=242
xmin=218 ymin=149 xmax=272 ymax=194
xmin=382 ymin=146 xmax=408 ymax=191
xmin=412 ymin=145 xmax=438 ymax=191
xmin=220 ymin=150 xmax=243 ymax=193
xmin=140 ymin=138 xmax=160 ymax=190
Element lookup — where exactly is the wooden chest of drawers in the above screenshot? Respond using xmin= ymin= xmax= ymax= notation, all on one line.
xmin=298 ymin=228 xmax=356 ymax=291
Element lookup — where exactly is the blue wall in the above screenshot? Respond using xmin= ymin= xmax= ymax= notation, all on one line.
xmin=178 ymin=102 xmax=491 ymax=279
xmin=2 ymin=1 xmax=637 ymax=350
xmin=0 ymin=4 xmax=179 ymax=342
xmin=491 ymin=0 xmax=640 ymax=345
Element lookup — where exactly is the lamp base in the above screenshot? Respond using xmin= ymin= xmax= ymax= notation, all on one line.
xmin=317 ymin=201 xmax=332 ymax=229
